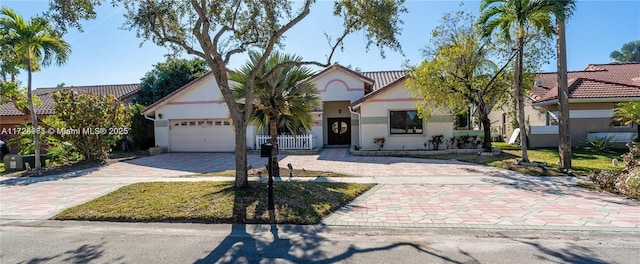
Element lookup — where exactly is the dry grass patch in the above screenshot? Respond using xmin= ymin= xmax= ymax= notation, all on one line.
xmin=195 ymin=168 xmax=353 ymax=177
xmin=54 ymin=181 xmax=373 ymax=224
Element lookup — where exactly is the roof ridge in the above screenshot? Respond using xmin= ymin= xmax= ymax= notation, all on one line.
xmin=588 ymin=62 xmax=640 ymax=66
xmin=536 ymin=69 xmax=607 ymax=75
xmin=34 ymin=83 xmax=140 ymax=90
xmin=361 ymin=70 xmax=407 ymax=73
xmin=575 ymin=77 xmax=640 ymax=88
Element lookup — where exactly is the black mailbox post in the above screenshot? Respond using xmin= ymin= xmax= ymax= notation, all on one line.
xmin=260 ymin=142 xmax=279 ymax=157
xmin=260 ymin=142 xmax=278 ymax=212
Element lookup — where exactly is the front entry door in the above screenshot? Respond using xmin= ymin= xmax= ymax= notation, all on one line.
xmin=328 ymin=118 xmax=351 ymax=145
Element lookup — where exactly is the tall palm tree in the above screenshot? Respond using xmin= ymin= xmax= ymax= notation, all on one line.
xmin=230 ymin=51 xmax=320 ymax=172
xmin=547 ymin=0 xmax=576 ymax=171
xmin=613 ymin=102 xmax=640 ymax=143
xmin=610 ymin=40 xmax=640 ymax=63
xmin=479 ymin=0 xmax=555 ymax=162
xmin=1 ymin=7 xmax=71 ymax=171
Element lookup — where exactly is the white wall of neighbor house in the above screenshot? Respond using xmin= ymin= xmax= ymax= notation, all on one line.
xmin=313 ymin=69 xmax=366 ymax=103
xmin=358 ymin=82 xmax=454 ymax=151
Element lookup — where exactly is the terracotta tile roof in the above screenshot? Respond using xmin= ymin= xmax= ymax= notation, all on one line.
xmin=532 ymin=62 xmax=640 ymax=103
xmin=361 ymin=70 xmax=407 ymax=92
xmin=0 ymin=83 xmax=140 ymax=116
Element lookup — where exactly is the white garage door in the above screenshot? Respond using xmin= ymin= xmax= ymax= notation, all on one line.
xmin=170 ymin=119 xmax=235 ymax=152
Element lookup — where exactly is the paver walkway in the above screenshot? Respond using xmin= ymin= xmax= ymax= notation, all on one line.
xmin=323 ymin=183 xmax=640 ymax=231
xmin=1 ymin=148 xmax=638 ymax=232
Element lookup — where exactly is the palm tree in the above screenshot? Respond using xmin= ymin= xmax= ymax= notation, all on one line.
xmin=613 ymin=102 xmax=640 ymax=142
xmin=1 ymin=7 xmax=71 ymax=171
xmin=230 ymin=51 xmax=320 ymax=172
xmin=547 ymin=0 xmax=576 ymax=171
xmin=610 ymin=40 xmax=640 ymax=63
xmin=479 ymin=0 xmax=555 ymax=162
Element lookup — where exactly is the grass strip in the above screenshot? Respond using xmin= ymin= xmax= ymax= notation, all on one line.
xmin=54 ymin=181 xmax=374 ymax=224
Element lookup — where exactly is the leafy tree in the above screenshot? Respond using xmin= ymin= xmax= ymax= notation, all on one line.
xmin=613 ymin=102 xmax=640 ymax=142
xmin=137 ymin=58 xmax=208 ymax=106
xmin=1 ymin=7 xmax=71 ymax=171
xmin=407 ymin=11 xmax=513 ymax=152
xmin=230 ymin=51 xmax=320 ymax=172
xmin=479 ymin=0 xmax=555 ymax=162
xmin=547 ymin=0 xmax=576 ymax=170
xmin=46 ymin=0 xmax=406 ymax=188
xmin=610 ymin=40 xmax=640 ymax=63
xmin=52 ymin=91 xmax=130 ymax=161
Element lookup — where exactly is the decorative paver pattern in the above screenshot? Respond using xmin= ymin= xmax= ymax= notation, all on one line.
xmin=279 ymin=148 xmax=521 ymax=177
xmin=323 ymin=184 xmax=640 ymax=231
xmin=1 ymin=148 xmax=639 ymax=232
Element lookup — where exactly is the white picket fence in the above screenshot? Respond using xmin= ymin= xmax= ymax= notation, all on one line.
xmin=255 ymin=134 xmax=315 ymax=150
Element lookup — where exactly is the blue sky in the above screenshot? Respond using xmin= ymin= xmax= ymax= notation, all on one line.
xmin=2 ymin=0 xmax=639 ymax=89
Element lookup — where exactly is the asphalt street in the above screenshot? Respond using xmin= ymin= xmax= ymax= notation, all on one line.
xmin=1 ymin=221 xmax=638 ymax=264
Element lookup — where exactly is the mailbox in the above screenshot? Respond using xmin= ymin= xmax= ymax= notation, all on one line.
xmin=260 ymin=142 xmax=279 ymax=157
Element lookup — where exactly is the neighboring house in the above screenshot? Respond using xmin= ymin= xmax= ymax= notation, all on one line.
xmin=489 ymin=62 xmax=640 ymax=148
xmin=142 ymin=64 xmax=474 ymax=152
xmin=0 ymin=84 xmax=140 ymax=153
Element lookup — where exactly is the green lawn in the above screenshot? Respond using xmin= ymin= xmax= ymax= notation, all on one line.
xmin=417 ymin=144 xmax=626 ymax=176
xmin=54 ymin=181 xmax=374 ymax=224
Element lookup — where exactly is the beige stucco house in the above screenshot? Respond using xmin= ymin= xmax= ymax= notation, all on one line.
xmin=489 ymin=62 xmax=640 ymax=148
xmin=142 ymin=64 xmax=474 ymax=152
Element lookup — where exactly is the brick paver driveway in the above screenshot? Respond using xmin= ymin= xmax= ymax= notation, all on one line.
xmin=1 ymin=148 xmax=638 ymax=231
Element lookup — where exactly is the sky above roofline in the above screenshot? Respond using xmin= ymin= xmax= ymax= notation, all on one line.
xmin=2 ymin=0 xmax=639 ymax=89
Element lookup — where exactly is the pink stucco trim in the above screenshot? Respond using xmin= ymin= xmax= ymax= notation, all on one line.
xmin=167 ymin=100 xmax=225 ymax=105
xmin=319 ymin=79 xmax=365 ymax=92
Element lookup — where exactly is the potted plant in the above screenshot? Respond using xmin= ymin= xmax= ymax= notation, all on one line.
xmin=373 ymin=137 xmax=386 ymax=151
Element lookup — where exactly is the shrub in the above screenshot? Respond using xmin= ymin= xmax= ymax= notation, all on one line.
xmin=588 ymin=142 xmax=640 ymax=200
xmin=129 ymin=104 xmax=154 ymax=150
xmin=617 ymin=170 xmax=640 ymax=199
xmin=585 ymin=135 xmax=615 ymax=152
xmin=52 ymin=91 xmax=131 ymax=161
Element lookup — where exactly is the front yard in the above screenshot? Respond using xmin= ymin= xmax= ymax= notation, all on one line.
xmin=418 ymin=143 xmax=626 ymax=176
xmin=54 ymin=181 xmax=374 ymax=224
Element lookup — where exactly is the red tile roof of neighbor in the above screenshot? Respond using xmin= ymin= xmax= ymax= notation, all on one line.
xmin=0 ymin=84 xmax=140 ymax=117
xmin=531 ymin=62 xmax=640 ymax=103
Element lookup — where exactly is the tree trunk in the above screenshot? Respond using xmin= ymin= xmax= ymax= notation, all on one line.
xmin=26 ymin=56 xmax=42 ymax=172
xmin=556 ymin=18 xmax=572 ymax=170
xmin=516 ymin=35 xmax=529 ymax=162
xmin=269 ymin=115 xmax=279 ymax=176
xmin=479 ymin=107 xmax=493 ymax=152
xmin=234 ymin=120 xmax=249 ymax=189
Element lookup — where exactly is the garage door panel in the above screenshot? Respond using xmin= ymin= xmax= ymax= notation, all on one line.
xmin=170 ymin=119 xmax=235 ymax=152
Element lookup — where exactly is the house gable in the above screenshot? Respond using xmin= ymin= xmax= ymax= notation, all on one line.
xmin=309 ymin=65 xmax=372 ymax=103
xmin=355 ymin=79 xmax=454 ymax=150
xmin=142 ymin=73 xmax=230 ymax=120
